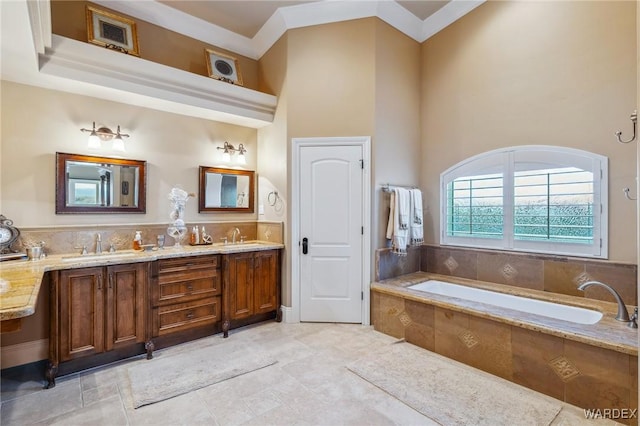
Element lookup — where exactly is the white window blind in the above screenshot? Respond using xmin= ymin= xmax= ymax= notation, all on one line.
xmin=440 ymin=146 xmax=607 ymax=258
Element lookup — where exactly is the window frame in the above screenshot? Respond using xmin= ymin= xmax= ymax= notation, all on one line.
xmin=440 ymin=145 xmax=608 ymax=258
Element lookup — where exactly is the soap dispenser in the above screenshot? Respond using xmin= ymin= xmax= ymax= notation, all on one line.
xmin=133 ymin=231 xmax=142 ymax=250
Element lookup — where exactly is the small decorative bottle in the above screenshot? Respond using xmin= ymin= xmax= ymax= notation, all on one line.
xmin=194 ymin=226 xmax=200 ymax=244
xmin=133 ymin=231 xmax=142 ymax=250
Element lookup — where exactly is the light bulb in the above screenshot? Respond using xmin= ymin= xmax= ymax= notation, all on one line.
xmin=237 ymin=152 xmax=246 ymax=165
xmin=88 ymin=132 xmax=101 ymax=149
xmin=112 ymin=136 xmax=125 ymax=152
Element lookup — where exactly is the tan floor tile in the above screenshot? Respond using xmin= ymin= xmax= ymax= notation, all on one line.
xmin=1 ymin=322 xmax=629 ymax=426
xmin=38 ymin=395 xmax=128 ymax=426
xmin=551 ymin=405 xmax=623 ymax=425
xmin=0 ymin=379 xmax=82 ymax=425
xmin=124 ymin=390 xmax=216 ymax=425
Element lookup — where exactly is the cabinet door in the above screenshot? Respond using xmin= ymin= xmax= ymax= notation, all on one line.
xmin=105 ymin=263 xmax=147 ymax=351
xmin=228 ymin=252 xmax=254 ymax=319
xmin=59 ymin=267 xmax=105 ymax=361
xmin=253 ymin=250 xmax=279 ymax=314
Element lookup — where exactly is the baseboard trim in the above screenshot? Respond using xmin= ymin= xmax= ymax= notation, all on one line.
xmin=280 ymin=305 xmax=297 ymax=323
xmin=1 ymin=339 xmax=48 ymax=370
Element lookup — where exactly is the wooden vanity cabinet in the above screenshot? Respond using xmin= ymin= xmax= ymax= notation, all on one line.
xmin=150 ymin=254 xmax=221 ymax=346
xmin=223 ymin=249 xmax=281 ymax=337
xmin=47 ymin=262 xmax=147 ymax=388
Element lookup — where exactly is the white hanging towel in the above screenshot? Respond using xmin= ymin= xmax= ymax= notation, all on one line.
xmin=385 ymin=190 xmax=395 ymax=240
xmin=386 ymin=188 xmax=409 ymax=255
xmin=410 ymin=188 xmax=424 ymax=245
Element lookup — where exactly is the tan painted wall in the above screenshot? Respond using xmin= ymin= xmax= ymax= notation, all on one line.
xmin=257 ymin=35 xmax=291 ymax=303
xmin=257 ymin=19 xmax=422 ymax=306
xmin=0 ymin=81 xmax=258 ymax=227
xmin=421 ymin=1 xmax=637 ymax=262
xmin=373 ymin=20 xmax=421 ymax=248
xmin=50 ymin=1 xmax=260 ymax=91
xmin=287 ymin=19 xmax=377 ymax=138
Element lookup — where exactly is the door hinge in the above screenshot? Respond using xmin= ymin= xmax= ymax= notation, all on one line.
xmin=361 ymin=226 xmax=364 ymax=235
xmin=361 ymin=291 xmax=364 ymax=300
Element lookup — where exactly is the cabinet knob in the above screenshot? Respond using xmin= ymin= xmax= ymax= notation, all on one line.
xmin=186 ymin=311 xmax=195 ymax=320
xmin=186 ymin=284 xmax=193 ymax=292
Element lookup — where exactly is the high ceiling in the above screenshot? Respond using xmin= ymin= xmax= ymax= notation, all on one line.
xmin=158 ymin=0 xmax=450 ymax=38
xmin=1 ymin=0 xmax=481 ymax=127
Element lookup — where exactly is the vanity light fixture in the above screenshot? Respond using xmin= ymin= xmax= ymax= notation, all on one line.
xmin=80 ymin=122 xmax=129 ymax=152
xmin=217 ymin=141 xmax=247 ymax=164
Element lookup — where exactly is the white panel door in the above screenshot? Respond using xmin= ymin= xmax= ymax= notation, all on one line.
xmin=299 ymin=144 xmax=363 ymax=323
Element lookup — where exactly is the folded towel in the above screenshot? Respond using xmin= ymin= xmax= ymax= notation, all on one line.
xmin=386 ymin=190 xmax=395 ymax=240
xmin=410 ymin=188 xmax=424 ymax=245
xmin=387 ymin=188 xmax=409 ymax=255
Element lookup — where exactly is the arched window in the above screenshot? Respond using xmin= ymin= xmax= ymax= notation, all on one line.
xmin=440 ymin=146 xmax=608 ymax=258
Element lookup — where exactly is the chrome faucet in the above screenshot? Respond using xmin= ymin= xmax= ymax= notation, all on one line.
xmin=231 ymin=227 xmax=241 ymax=244
xmin=95 ymin=233 xmax=102 ymax=254
xmin=577 ymin=280 xmax=637 ymax=328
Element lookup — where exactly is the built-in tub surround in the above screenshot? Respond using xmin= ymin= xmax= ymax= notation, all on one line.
xmin=372 ymin=272 xmax=638 ymax=424
xmin=376 ymin=245 xmax=638 ymax=306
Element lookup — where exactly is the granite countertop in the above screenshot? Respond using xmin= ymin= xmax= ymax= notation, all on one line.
xmin=372 ymin=271 xmax=638 ymax=356
xmin=0 ymin=241 xmax=284 ymax=321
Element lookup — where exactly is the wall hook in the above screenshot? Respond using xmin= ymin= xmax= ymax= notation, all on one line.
xmin=615 ymin=110 xmax=637 ymax=144
xmin=267 ymin=191 xmax=279 ymax=206
xmin=623 ymin=187 xmax=637 ymax=201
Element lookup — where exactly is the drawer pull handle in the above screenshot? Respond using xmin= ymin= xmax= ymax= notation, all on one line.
xmin=186 ymin=311 xmax=195 ymax=320
xmin=186 ymin=285 xmax=193 ymax=292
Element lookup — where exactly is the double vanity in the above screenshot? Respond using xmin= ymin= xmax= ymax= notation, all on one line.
xmin=0 ymin=241 xmax=283 ymax=389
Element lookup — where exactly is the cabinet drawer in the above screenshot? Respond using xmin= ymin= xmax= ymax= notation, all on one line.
xmin=152 ymin=297 xmax=220 ymax=336
xmin=155 ymin=275 xmax=221 ymax=305
xmin=157 ymin=255 xmax=218 ymax=274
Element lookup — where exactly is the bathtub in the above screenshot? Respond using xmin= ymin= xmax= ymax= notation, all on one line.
xmin=372 ymin=272 xmax=637 ymax=415
xmin=409 ymin=280 xmax=603 ymax=325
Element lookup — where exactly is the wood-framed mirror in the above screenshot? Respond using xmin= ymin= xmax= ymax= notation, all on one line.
xmin=199 ymin=166 xmax=255 ymax=212
xmin=56 ymin=152 xmax=147 ymax=214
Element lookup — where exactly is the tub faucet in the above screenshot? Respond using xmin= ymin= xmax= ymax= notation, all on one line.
xmin=95 ymin=233 xmax=102 ymax=254
xmin=231 ymin=228 xmax=241 ymax=244
xmin=577 ymin=280 xmax=637 ymax=328
xmin=630 ymin=308 xmax=638 ymax=329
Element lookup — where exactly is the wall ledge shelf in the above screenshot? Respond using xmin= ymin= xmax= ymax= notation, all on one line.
xmin=38 ymin=35 xmax=277 ymax=128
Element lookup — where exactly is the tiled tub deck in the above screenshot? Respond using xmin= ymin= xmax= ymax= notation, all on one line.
xmin=372 ymin=272 xmax=638 ymax=425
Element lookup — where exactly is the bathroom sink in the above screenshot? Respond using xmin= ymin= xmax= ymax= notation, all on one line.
xmin=61 ymin=252 xmax=138 ymax=262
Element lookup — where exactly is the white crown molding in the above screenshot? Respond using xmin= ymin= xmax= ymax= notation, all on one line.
xmin=375 ymin=0 xmax=424 ymax=42
xmin=5 ymin=0 xmax=485 ymax=129
xmin=421 ymin=0 xmax=485 ymax=41
xmin=86 ymin=1 xmax=486 ymax=59
xmin=25 ymin=0 xmax=51 ymax=54
xmin=39 ymin=35 xmax=277 ymax=127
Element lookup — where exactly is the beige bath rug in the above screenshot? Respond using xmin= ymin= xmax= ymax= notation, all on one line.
xmin=347 ymin=342 xmax=562 ymax=425
xmin=127 ymin=339 xmax=277 ymax=408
